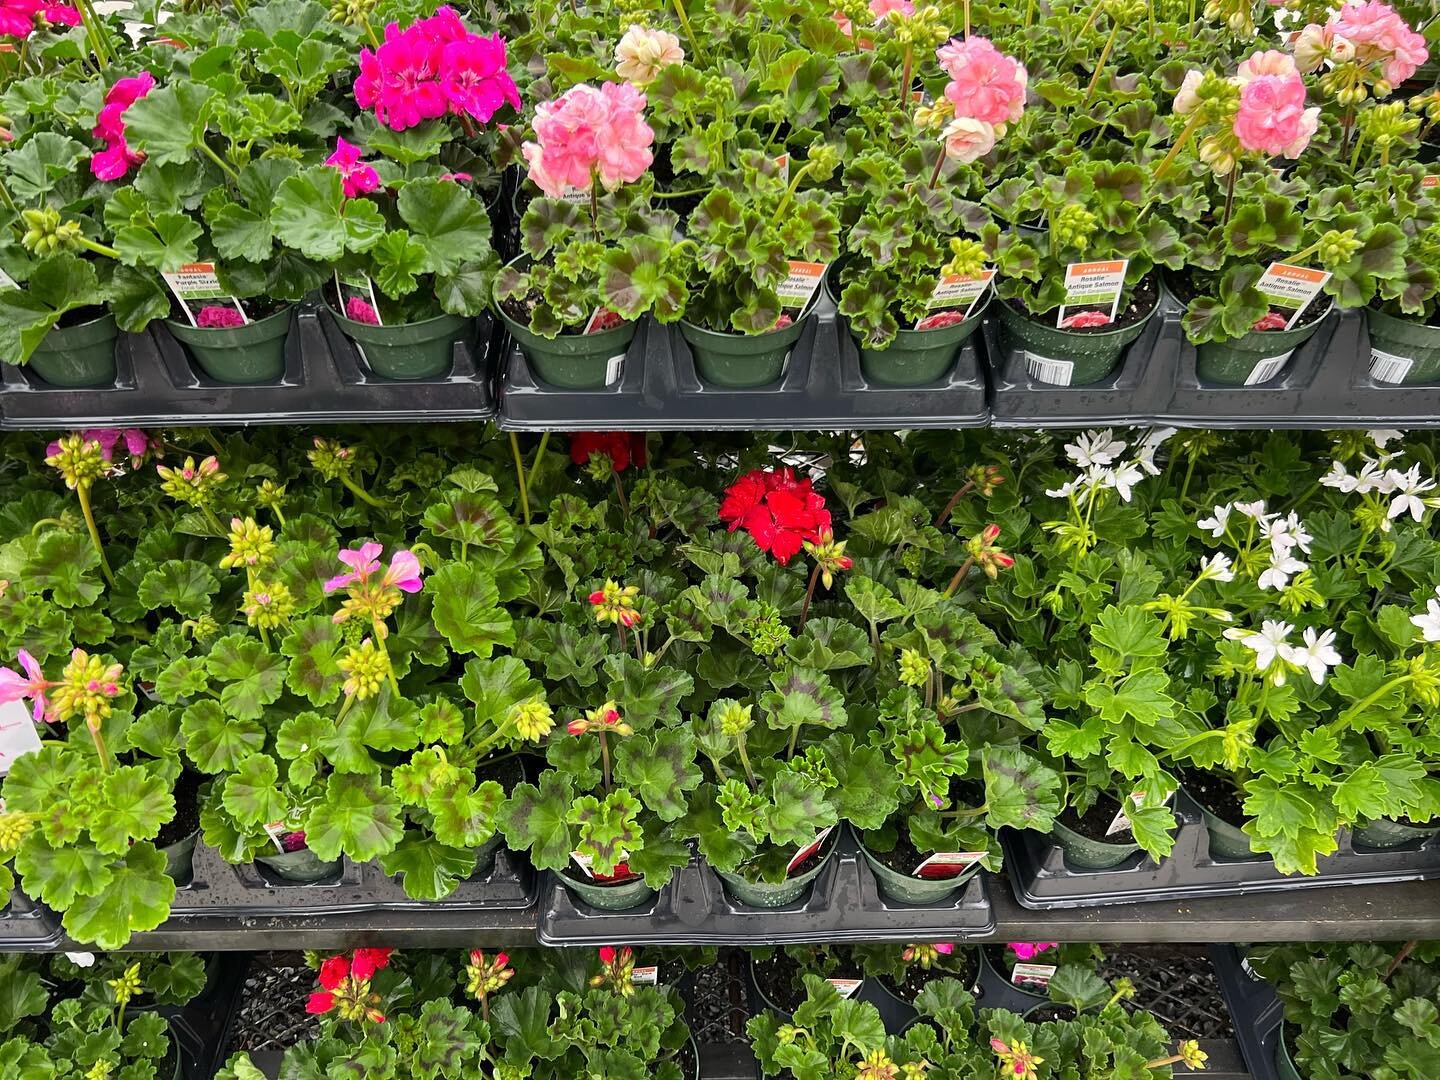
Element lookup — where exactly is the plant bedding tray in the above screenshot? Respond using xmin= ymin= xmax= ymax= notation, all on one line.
xmin=1208 ymin=944 xmax=1284 ymax=1080
xmin=497 ymin=298 xmax=990 ymax=431
xmin=537 ymin=829 xmax=993 ymax=945
xmin=985 ymin=298 xmax=1440 ymax=429
xmin=0 ymin=887 xmax=63 ymax=950
xmin=0 ymin=306 xmax=497 ymax=429
xmin=1002 ymin=791 xmax=1440 ymax=910
xmin=163 ymin=841 xmax=537 ymax=919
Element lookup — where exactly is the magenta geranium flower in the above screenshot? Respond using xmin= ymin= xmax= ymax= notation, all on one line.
xmin=0 ymin=0 xmax=79 ymax=39
xmin=345 ymin=296 xmax=381 ymax=325
xmin=325 ymin=137 xmax=381 ymax=198
xmin=521 ymin=81 xmax=654 ymax=198
xmin=0 ymin=649 xmax=55 ymax=722
xmin=197 ymin=305 xmax=246 ymax=329
xmin=90 ymin=71 xmax=154 ymax=181
xmin=79 ymin=428 xmax=156 ymax=468
xmin=1006 ymin=941 xmax=1057 ymax=961
xmin=324 ymin=543 xmax=423 ymax=595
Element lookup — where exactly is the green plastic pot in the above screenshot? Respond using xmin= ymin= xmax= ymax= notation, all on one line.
xmin=497 ymin=304 xmax=635 ymax=389
xmin=1275 ymin=1027 xmax=1302 ymax=1080
xmin=1354 ymin=815 xmax=1439 ymax=849
xmin=331 ymin=305 xmax=471 ymax=380
xmin=1048 ymin=815 xmax=1142 ymax=870
xmin=996 ymin=290 xmax=1157 ymax=386
xmin=1366 ymin=306 xmax=1440 ymax=385
xmin=1187 ymin=792 xmax=1261 ymax=861
xmin=28 ymin=313 xmax=118 ymax=387
xmin=161 ymin=831 xmax=199 ymax=883
xmin=858 ymin=840 xmax=979 ymax=903
xmin=680 ymin=315 xmax=808 ymax=389
xmin=561 ymin=869 xmax=657 ymax=911
xmin=1195 ymin=305 xmax=1330 ymax=385
xmin=167 ymin=307 xmax=290 ymax=384
xmin=826 ymin=270 xmax=987 ymax=387
xmin=717 ymin=839 xmax=837 ymax=908
xmin=254 ymin=846 xmax=341 ymax=883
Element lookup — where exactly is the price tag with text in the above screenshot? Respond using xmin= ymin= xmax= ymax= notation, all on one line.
xmin=786 ymin=825 xmax=836 ymax=875
xmin=775 ymin=260 xmax=826 ymax=312
xmin=1057 ymin=259 xmax=1128 ymax=327
xmin=335 ymin=272 xmax=383 ymax=326
xmin=631 ymin=965 xmax=659 ymax=986
xmin=925 ymin=269 xmax=995 ymax=319
xmin=827 ymin=977 xmax=863 ymax=999
xmin=913 ymin=851 xmax=986 ymax=879
xmin=1255 ymin=262 xmax=1331 ymax=330
xmin=1012 ymin=963 xmax=1058 ymax=990
xmin=162 ymin=263 xmax=248 ymax=328
xmin=0 ymin=267 xmax=16 ymax=289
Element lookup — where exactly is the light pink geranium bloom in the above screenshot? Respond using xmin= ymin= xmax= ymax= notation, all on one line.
xmin=0 ymin=649 xmax=54 ymax=722
xmin=614 ymin=25 xmax=684 ymax=84
xmin=1333 ymin=1 xmax=1429 ymax=84
xmin=521 ymin=82 xmax=654 ymax=197
xmin=1233 ymin=73 xmax=1310 ymax=155
xmin=1236 ymin=49 xmax=1299 ymax=82
xmin=381 ymin=550 xmax=424 ymax=592
xmin=937 ymin=36 xmax=1027 ymax=127
xmin=324 ymin=541 xmax=385 ymax=593
xmin=869 ymin=0 xmax=914 ymax=19
xmin=941 ymin=116 xmax=997 ymax=162
xmin=1173 ymin=69 xmax=1203 ymax=114
xmin=325 ymin=137 xmax=381 ymax=198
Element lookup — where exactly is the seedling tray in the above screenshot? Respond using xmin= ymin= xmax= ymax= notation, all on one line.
xmin=1208 ymin=944 xmax=1284 ymax=1080
xmin=165 ymin=952 xmax=251 ymax=1080
xmin=1002 ymin=790 xmax=1440 ymax=910
xmin=0 ymin=887 xmax=62 ymax=950
xmin=497 ymin=300 xmax=989 ymax=431
xmin=0 ymin=306 xmax=497 ymax=429
xmin=985 ymin=297 xmax=1440 ymax=429
xmin=858 ymin=946 xmax=1052 ymax=1035
xmin=165 ymin=841 xmax=537 ymax=919
xmin=537 ymin=829 xmax=993 ymax=945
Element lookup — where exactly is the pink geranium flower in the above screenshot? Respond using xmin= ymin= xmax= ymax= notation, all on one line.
xmin=0 ymin=0 xmax=78 ymax=38
xmin=1007 ymin=941 xmax=1057 ymax=960
xmin=1332 ymin=1 xmax=1428 ymax=84
xmin=345 ymin=296 xmax=381 ymax=324
xmin=521 ymin=81 xmax=654 ymax=197
xmin=937 ymin=36 xmax=1027 ymax=128
xmin=197 ymin=305 xmax=246 ymax=329
xmin=325 ymin=137 xmax=381 ymax=198
xmin=916 ymin=311 xmax=967 ymax=330
xmin=1233 ymin=74 xmax=1312 ymax=156
xmin=323 ymin=543 xmax=424 ymax=595
xmin=869 ymin=0 xmax=914 ymax=18
xmin=90 ymin=71 xmax=154 ymax=181
xmin=1253 ymin=311 xmax=1289 ymax=331
xmin=0 ymin=649 xmax=55 ymax=722
xmin=942 ymin=116 xmax=997 ymax=162
xmin=1061 ymin=310 xmax=1112 ymax=328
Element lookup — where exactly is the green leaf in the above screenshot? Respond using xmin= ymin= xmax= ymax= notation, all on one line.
xmin=92 ymin=765 xmax=174 ymax=855
xmin=397 ymin=179 xmax=493 ymax=276
xmin=1085 ymin=670 xmax=1175 ymax=726
xmin=206 ymin=634 xmax=286 ymax=720
xmin=379 ymin=831 xmax=476 ymax=901
xmin=304 ymin=773 xmax=404 ymax=862
xmin=181 ymin=699 xmax=266 ymax=773
xmin=428 ymin=562 xmax=514 ymax=657
xmin=115 ymin=212 xmax=202 ymax=273
xmin=3 ymin=132 xmax=86 ymax=201
xmin=427 ymin=778 xmax=505 ymax=849
xmin=61 ymin=843 xmax=176 ymax=950
xmin=981 ymin=745 xmax=1062 ymax=832
xmin=0 ymin=255 xmax=108 ymax=365
xmin=1091 ymin=605 xmax=1168 ymax=660
xmin=500 ymin=771 xmax=574 ymax=871
xmin=24 ymin=529 xmax=102 ymax=607
xmin=324 ymin=691 xmax=421 ymax=773
xmin=137 ymin=559 xmax=218 ymax=618
xmin=13 ymin=835 xmax=112 ymax=909
xmin=370 ymin=230 xmax=428 ymax=296
xmin=271 ymin=166 xmax=386 ymax=261
xmin=280 ymin=614 xmax=344 ymax=705
xmin=613 ymin=728 xmax=702 ymax=822
xmin=845 ymin=576 xmax=905 ymax=623
xmin=121 ymin=81 xmax=217 ymax=167
xmin=221 ymin=754 xmax=286 ymax=827
xmin=460 ymin=656 xmax=544 ymax=725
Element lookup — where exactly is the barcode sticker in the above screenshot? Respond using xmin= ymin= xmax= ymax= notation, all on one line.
xmin=1012 ymin=963 xmax=1058 ymax=989
xmin=605 ymin=354 xmax=625 ymax=386
xmin=1026 ymin=352 xmax=1074 ymax=386
xmin=1370 ymin=348 xmax=1414 ymax=385
xmin=913 ymin=851 xmax=986 ymax=879
xmin=631 ymin=965 xmax=659 ymax=985
xmin=1244 ymin=350 xmax=1292 ymax=386
xmin=827 ymin=977 xmax=863 ymax=999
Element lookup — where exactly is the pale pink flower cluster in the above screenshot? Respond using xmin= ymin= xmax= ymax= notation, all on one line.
xmin=1295 ymin=1 xmax=1428 ymax=86
xmin=1232 ymin=51 xmax=1317 ymax=158
xmin=354 ymin=7 xmax=520 ymax=132
xmin=936 ymin=37 xmax=1026 ymax=163
xmin=0 ymin=0 xmax=80 ymax=40
xmin=870 ymin=0 xmax=914 ymax=18
xmin=325 ymin=137 xmax=381 ymax=199
xmin=90 ymin=72 xmax=154 ymax=181
xmin=522 ymin=82 xmax=654 ymax=198
xmin=614 ymin=25 xmax=683 ymax=85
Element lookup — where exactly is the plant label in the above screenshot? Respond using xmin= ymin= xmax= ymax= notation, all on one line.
xmin=162 ymin=263 xmax=248 ymax=328
xmin=1057 ymin=259 xmax=1127 ymax=327
xmin=1025 ymin=351 xmax=1074 ymax=386
xmin=775 ymin=153 xmax=790 ymax=183
xmin=630 ymin=965 xmax=659 ymax=986
xmin=786 ymin=824 xmax=835 ymax=874
xmin=913 ymin=851 xmax=985 ymax=879
xmin=562 ymin=188 xmax=591 ymax=205
xmin=1369 ymin=348 xmax=1414 ymax=385
xmin=262 ymin=820 xmax=288 ymax=853
xmin=1255 ymin=263 xmax=1330 ymax=330
xmin=827 ymin=978 xmax=863 ymax=1000
xmin=1012 ymin=963 xmax=1057 ymax=990
xmin=0 ymin=268 xmax=16 ymax=289
xmin=335 ymin=272 xmax=383 ymax=326
xmin=570 ymin=851 xmax=637 ymax=882
xmin=605 ymin=354 xmax=625 ymax=386
xmin=1244 ymin=350 xmax=1294 ymax=385
xmin=1107 ymin=789 xmax=1174 ymax=836
xmin=65 ymin=952 xmax=96 ymax=967
xmin=927 ymin=269 xmax=995 ymax=316
xmin=775 ymin=260 xmax=826 ymax=311
xmin=0 ymin=700 xmax=43 ymax=776
xmin=584 ymin=307 xmax=620 ymax=334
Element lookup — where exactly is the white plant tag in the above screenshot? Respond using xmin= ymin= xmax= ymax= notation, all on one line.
xmin=262 ymin=820 xmax=288 ymax=853
xmin=605 ymin=354 xmax=625 ymax=386
xmin=827 ymin=977 xmax=863 ymax=1000
xmin=775 ymin=260 xmax=826 ymax=311
xmin=0 ymin=268 xmax=16 ymax=289
xmin=570 ymin=851 xmax=597 ymax=879
xmin=1107 ymin=789 xmax=1175 ymax=836
xmin=1012 ymin=963 xmax=1057 ymax=989
xmin=162 ymin=263 xmax=247 ymax=327
xmin=925 ymin=269 xmax=995 ymax=318
xmin=1026 ymin=352 xmax=1074 ymax=386
xmin=1370 ymin=348 xmax=1414 ymax=385
xmin=913 ymin=851 xmax=985 ymax=879
xmin=65 ymin=952 xmax=96 ymax=967
xmin=0 ymin=700 xmax=43 ymax=776
xmin=775 ymin=153 xmax=790 ymax=183
xmin=562 ymin=188 xmax=591 ymax=205
xmin=335 ymin=272 xmax=383 ymax=326
xmin=1057 ymin=259 xmax=1128 ymax=326
xmin=1244 ymin=351 xmax=1293 ymax=386
xmin=1254 ymin=263 xmax=1330 ymax=330
xmin=631 ymin=965 xmax=659 ymax=986
xmin=786 ymin=824 xmax=835 ymax=875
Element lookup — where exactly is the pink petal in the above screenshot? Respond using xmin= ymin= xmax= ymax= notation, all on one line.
xmin=0 ymin=667 xmax=28 ymax=703
xmin=384 ymin=550 xmax=423 ymax=592
xmin=17 ymin=649 xmax=41 ymax=682
xmin=323 ymin=572 xmax=358 ymax=594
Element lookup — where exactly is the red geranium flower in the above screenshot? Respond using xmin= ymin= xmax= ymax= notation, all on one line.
xmin=351 ymin=947 xmax=394 ymax=981
xmin=570 ymin=432 xmax=646 ymax=473
xmin=719 ymin=467 xmax=832 ymax=565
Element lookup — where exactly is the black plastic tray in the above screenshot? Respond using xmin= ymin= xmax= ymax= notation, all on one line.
xmin=985 ymin=295 xmax=1440 ymax=428
xmin=162 ymin=841 xmax=536 ymax=918
xmin=1002 ymin=790 xmax=1440 ymax=909
xmin=0 ymin=306 xmax=497 ymax=429
xmin=860 ymin=946 xmax=1052 ymax=1035
xmin=164 ymin=952 xmax=251 ymax=1080
xmin=497 ymin=297 xmax=990 ymax=431
xmin=536 ymin=828 xmax=993 ymax=945
xmin=0 ymin=888 xmax=62 ymax=951
xmin=1209 ymin=944 xmax=1284 ymax=1080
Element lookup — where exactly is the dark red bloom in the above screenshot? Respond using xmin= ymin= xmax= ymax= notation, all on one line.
xmin=570 ymin=432 xmax=646 ymax=473
xmin=350 ymin=948 xmax=394 ymax=981
xmin=318 ymin=955 xmax=350 ymax=991
xmin=718 ymin=467 xmax=832 ymax=565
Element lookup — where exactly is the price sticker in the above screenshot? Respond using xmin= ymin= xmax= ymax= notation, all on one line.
xmin=162 ymin=263 xmax=248 ymax=328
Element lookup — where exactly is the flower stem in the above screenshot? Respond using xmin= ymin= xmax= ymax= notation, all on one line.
xmin=798 ymin=563 xmax=820 ymax=630
xmin=1154 ymin=111 xmax=1204 ymax=181
xmin=199 ymin=142 xmax=240 ymax=182
xmin=935 ymin=479 xmax=974 ymax=527
xmin=76 ymin=485 xmax=116 ymax=587
xmin=944 ymin=556 xmax=975 ymax=597
xmin=1221 ymin=166 xmax=1237 ymax=228
xmin=340 ymin=473 xmax=387 ymax=510
xmin=75 ymin=236 xmax=120 ymax=260
xmin=736 ymin=735 xmax=758 ymax=788
xmin=87 ymin=717 xmax=111 ymax=772
xmin=510 ymin=433 xmax=531 ymax=526
xmin=670 ymin=0 xmax=708 ymax=66
xmin=613 ymin=471 xmax=630 ymax=519
xmin=529 ymin=431 xmax=550 ymax=490
xmin=897 ymin=44 xmax=914 ymax=109
xmin=1082 ymin=23 xmax=1119 ymax=107
xmin=599 ymin=730 xmax=612 ymax=792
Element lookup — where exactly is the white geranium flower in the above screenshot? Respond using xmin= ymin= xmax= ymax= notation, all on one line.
xmin=1365 ymin=461 xmax=1398 ymax=494
xmin=1198 ymin=552 xmax=1235 ymax=582
xmin=1368 ymin=429 xmax=1404 ymax=449
xmin=1283 ymin=512 xmax=1312 ymax=554
xmin=1411 ymin=594 xmax=1440 ymax=642
xmin=1135 ymin=427 xmax=1177 ymax=475
xmin=1321 ymin=461 xmax=1355 ymax=491
xmin=1064 ymin=429 xmax=1127 ymax=468
xmin=1386 ymin=465 xmax=1436 ymax=522
xmin=1197 ymin=504 xmax=1232 ymax=538
xmin=1280 ymin=627 xmax=1342 ymax=685
xmin=1258 ymin=553 xmax=1307 ymax=591
xmin=1234 ymin=499 xmax=1273 ymax=522
xmin=1046 ymin=479 xmax=1080 ymax=498
xmin=1224 ymin=619 xmax=1294 ymax=671
xmin=1111 ymin=461 xmax=1145 ymax=502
